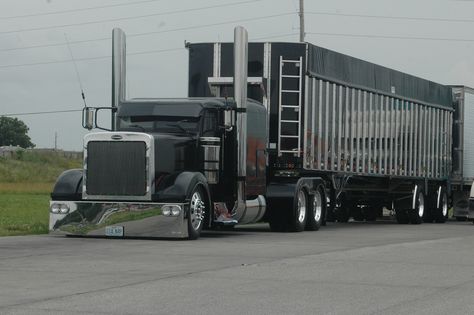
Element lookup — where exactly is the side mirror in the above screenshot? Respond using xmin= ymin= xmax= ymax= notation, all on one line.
xmin=82 ymin=107 xmax=95 ymax=130
xmin=82 ymin=107 xmax=117 ymax=131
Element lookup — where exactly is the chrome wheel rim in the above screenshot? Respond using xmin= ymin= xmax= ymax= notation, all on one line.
xmin=418 ymin=192 xmax=425 ymax=218
xmin=297 ymin=190 xmax=307 ymax=223
xmin=313 ymin=191 xmax=322 ymax=222
xmin=190 ymin=191 xmax=205 ymax=231
xmin=441 ymin=193 xmax=448 ymax=217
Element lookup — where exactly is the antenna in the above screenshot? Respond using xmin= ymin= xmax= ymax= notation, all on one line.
xmin=64 ymin=33 xmax=87 ymax=108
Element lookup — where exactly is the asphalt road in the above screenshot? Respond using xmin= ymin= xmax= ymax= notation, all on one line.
xmin=1 ymin=220 xmax=473 ymax=315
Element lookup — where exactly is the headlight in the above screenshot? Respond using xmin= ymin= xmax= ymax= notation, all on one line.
xmin=59 ymin=204 xmax=70 ymax=214
xmin=162 ymin=206 xmax=171 ymax=216
xmin=162 ymin=205 xmax=181 ymax=216
xmin=51 ymin=203 xmax=70 ymax=214
xmin=51 ymin=203 xmax=60 ymax=214
xmin=171 ymin=205 xmax=182 ymax=216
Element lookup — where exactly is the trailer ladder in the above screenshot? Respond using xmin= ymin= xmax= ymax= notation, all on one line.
xmin=278 ymin=56 xmax=303 ymax=157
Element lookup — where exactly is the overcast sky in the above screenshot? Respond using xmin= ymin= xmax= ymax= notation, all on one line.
xmin=1 ymin=0 xmax=473 ymax=150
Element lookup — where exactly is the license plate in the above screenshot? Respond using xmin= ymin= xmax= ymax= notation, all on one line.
xmin=105 ymin=226 xmax=124 ymax=237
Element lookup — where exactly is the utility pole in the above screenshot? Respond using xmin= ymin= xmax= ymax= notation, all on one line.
xmin=299 ymin=0 xmax=305 ymax=42
xmin=54 ymin=132 xmax=57 ymax=150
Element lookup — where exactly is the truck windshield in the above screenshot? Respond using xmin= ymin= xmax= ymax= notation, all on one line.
xmin=117 ymin=116 xmax=200 ymax=134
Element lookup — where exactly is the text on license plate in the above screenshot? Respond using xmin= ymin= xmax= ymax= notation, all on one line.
xmin=105 ymin=226 xmax=124 ymax=237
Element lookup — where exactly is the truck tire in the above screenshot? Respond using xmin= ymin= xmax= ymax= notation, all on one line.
xmin=434 ymin=187 xmax=448 ymax=223
xmin=306 ymin=186 xmax=324 ymax=231
xmin=289 ymin=187 xmax=308 ymax=232
xmin=187 ymin=185 xmax=206 ymax=240
xmin=409 ymin=189 xmax=425 ymax=225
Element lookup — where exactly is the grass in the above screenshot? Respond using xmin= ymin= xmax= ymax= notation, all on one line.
xmin=0 ymin=150 xmax=82 ymax=236
xmin=0 ymin=193 xmax=50 ymax=236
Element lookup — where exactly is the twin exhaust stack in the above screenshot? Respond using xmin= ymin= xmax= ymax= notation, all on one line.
xmin=111 ymin=26 xmax=251 ymax=222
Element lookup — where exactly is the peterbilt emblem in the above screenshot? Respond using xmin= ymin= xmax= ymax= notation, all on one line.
xmin=111 ymin=135 xmax=123 ymax=140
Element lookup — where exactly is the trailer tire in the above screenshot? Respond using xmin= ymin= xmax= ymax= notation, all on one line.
xmin=410 ymin=189 xmax=425 ymax=225
xmin=434 ymin=187 xmax=448 ymax=223
xmin=306 ymin=186 xmax=324 ymax=231
xmin=187 ymin=185 xmax=207 ymax=240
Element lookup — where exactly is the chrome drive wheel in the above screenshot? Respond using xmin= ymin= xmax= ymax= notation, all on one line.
xmin=188 ymin=186 xmax=206 ymax=239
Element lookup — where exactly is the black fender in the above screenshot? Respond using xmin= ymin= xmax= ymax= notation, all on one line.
xmin=155 ymin=172 xmax=209 ymax=202
xmin=51 ymin=169 xmax=83 ymax=201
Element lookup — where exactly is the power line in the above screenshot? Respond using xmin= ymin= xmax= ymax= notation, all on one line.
xmin=2 ymin=109 xmax=82 ymax=117
xmin=0 ymin=0 xmax=260 ymax=35
xmin=0 ymin=12 xmax=293 ymax=53
xmin=306 ymin=11 xmax=474 ymax=23
xmin=0 ymin=47 xmax=184 ymax=69
xmin=0 ymin=0 xmax=164 ymax=20
xmin=306 ymin=31 xmax=474 ymax=42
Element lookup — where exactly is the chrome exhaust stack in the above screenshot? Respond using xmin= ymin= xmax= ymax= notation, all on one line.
xmin=111 ymin=28 xmax=127 ymax=130
xmin=231 ymin=26 xmax=248 ymax=221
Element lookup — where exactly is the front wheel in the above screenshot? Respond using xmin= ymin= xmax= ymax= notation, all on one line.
xmin=187 ymin=185 xmax=206 ymax=240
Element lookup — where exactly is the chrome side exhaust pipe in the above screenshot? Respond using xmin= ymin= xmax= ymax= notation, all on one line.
xmin=231 ymin=26 xmax=248 ymax=221
xmin=111 ymin=28 xmax=126 ymax=130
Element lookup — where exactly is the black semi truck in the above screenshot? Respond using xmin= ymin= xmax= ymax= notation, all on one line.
xmin=49 ymin=26 xmax=470 ymax=239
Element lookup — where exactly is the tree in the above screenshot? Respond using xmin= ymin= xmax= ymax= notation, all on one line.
xmin=0 ymin=117 xmax=35 ymax=148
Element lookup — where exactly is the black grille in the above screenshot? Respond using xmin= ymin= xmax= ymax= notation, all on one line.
xmin=86 ymin=141 xmax=147 ymax=196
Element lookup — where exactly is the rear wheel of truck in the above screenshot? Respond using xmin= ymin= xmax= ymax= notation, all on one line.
xmin=434 ymin=187 xmax=448 ymax=223
xmin=187 ymin=185 xmax=206 ymax=240
xmin=290 ymin=187 xmax=308 ymax=232
xmin=410 ymin=189 xmax=425 ymax=225
xmin=306 ymin=186 xmax=324 ymax=231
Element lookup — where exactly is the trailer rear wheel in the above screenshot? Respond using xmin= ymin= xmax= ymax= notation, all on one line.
xmin=306 ymin=186 xmax=324 ymax=231
xmin=410 ymin=189 xmax=425 ymax=225
xmin=434 ymin=187 xmax=448 ymax=223
xmin=187 ymin=185 xmax=206 ymax=240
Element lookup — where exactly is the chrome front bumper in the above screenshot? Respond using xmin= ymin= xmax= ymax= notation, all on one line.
xmin=49 ymin=201 xmax=188 ymax=238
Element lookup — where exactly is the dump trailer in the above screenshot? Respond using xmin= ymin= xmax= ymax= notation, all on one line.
xmin=50 ymin=26 xmax=458 ymax=240
xmin=451 ymin=86 xmax=474 ymax=220
xmin=188 ymin=41 xmax=454 ymax=225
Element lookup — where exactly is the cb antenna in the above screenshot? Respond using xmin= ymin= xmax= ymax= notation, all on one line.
xmin=64 ymin=33 xmax=87 ymax=108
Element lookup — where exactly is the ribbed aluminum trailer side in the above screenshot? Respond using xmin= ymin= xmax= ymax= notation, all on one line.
xmin=188 ymin=41 xmax=454 ymax=225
